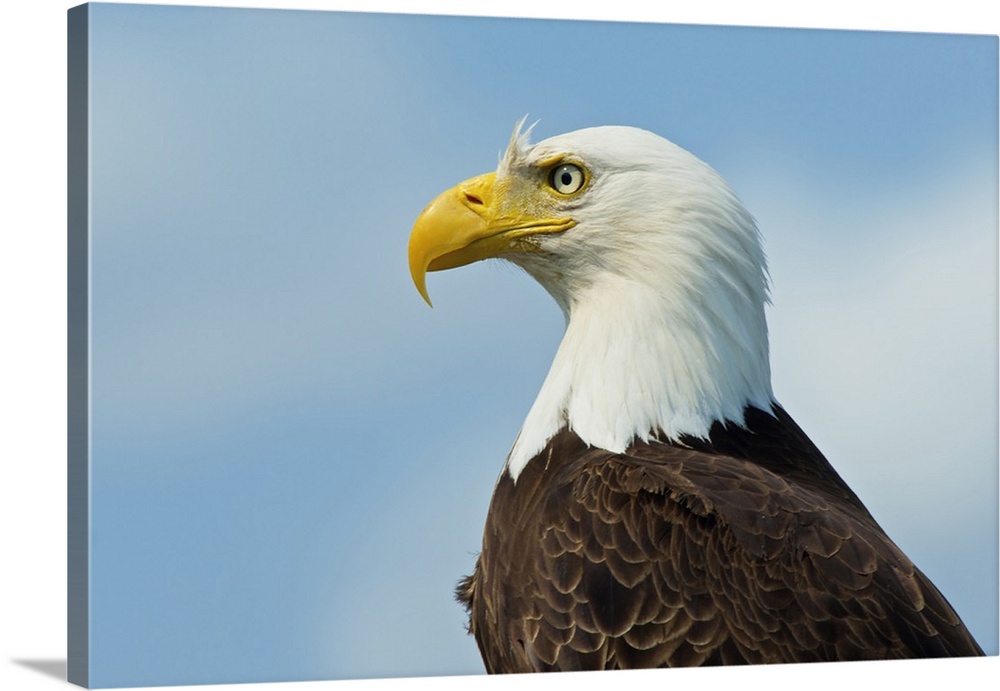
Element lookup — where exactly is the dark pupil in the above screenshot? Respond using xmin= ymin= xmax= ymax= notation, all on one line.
xmin=559 ymin=170 xmax=573 ymax=187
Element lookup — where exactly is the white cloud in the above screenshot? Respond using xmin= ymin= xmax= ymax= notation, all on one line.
xmin=731 ymin=148 xmax=998 ymax=649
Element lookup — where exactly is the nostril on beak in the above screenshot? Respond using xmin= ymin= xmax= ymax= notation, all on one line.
xmin=464 ymin=192 xmax=483 ymax=206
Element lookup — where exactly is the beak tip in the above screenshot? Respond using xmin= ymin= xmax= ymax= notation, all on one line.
xmin=410 ymin=263 xmax=434 ymax=308
xmin=408 ymin=238 xmax=433 ymax=307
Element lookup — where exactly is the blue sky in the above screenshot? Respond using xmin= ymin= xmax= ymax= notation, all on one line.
xmin=80 ymin=3 xmax=997 ymax=686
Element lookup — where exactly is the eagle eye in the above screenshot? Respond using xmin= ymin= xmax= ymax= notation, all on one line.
xmin=548 ymin=163 xmax=586 ymax=195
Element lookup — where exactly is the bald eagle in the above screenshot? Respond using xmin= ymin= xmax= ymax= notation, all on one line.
xmin=407 ymin=123 xmax=983 ymax=670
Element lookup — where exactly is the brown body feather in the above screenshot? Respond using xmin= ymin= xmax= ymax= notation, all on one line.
xmin=457 ymin=405 xmax=983 ymax=672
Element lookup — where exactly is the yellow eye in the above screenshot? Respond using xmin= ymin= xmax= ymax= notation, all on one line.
xmin=549 ymin=163 xmax=585 ymax=195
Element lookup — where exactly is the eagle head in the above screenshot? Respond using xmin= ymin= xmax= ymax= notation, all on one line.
xmin=409 ymin=122 xmax=775 ymax=478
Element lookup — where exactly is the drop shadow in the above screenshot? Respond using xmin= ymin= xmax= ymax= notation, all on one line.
xmin=12 ymin=658 xmax=67 ymax=682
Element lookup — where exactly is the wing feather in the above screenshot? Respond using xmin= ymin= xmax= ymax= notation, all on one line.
xmin=459 ymin=413 xmax=983 ymax=672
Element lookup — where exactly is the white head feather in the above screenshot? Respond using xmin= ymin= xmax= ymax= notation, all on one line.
xmin=500 ymin=124 xmax=775 ymax=480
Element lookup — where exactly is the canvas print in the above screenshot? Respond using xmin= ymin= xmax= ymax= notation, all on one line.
xmin=68 ymin=3 xmax=998 ymax=687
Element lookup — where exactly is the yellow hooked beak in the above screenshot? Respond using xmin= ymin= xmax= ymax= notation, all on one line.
xmin=407 ymin=172 xmax=576 ymax=306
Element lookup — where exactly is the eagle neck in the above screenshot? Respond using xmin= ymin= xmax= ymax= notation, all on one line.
xmin=506 ymin=276 xmax=774 ymax=481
